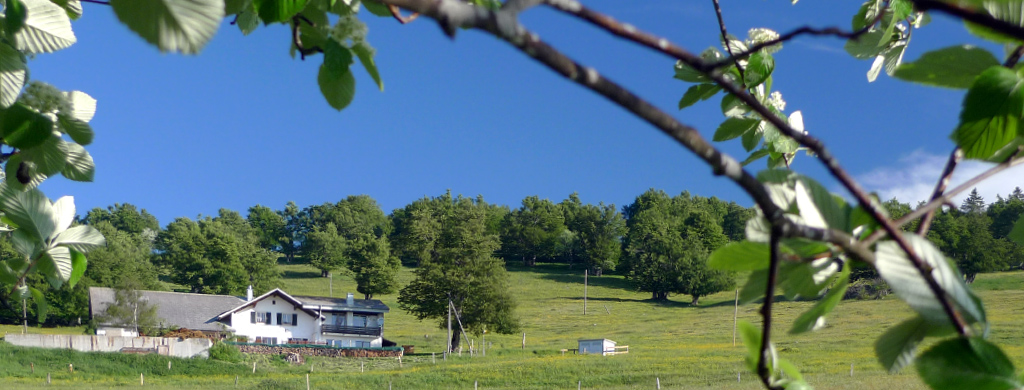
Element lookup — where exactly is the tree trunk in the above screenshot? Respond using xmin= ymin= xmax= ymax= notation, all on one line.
xmin=691 ymin=296 xmax=699 ymax=306
xmin=450 ymin=330 xmax=461 ymax=353
xmin=364 ymin=293 xmax=372 ymax=300
xmin=321 ymin=269 xmax=329 ymax=278
xmin=965 ymin=273 xmax=977 ymax=284
xmin=652 ymin=291 xmax=669 ymax=300
xmin=524 ymin=255 xmax=536 ymax=267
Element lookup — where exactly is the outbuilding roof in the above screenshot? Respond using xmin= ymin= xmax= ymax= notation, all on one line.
xmin=88 ymin=287 xmax=244 ymax=332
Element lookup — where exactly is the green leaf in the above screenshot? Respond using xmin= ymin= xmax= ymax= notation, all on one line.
xmin=781 ymin=238 xmax=831 ymax=259
xmin=844 ymin=28 xmax=890 ymax=59
xmin=721 ymin=93 xmax=749 ymax=118
xmin=67 ymin=248 xmax=86 ymax=288
xmin=11 ymin=0 xmax=76 ymax=54
xmin=1009 ymin=215 xmax=1024 ymax=246
xmin=852 ymin=0 xmax=881 ymax=30
xmin=29 ymin=287 xmax=47 ymax=323
xmin=674 ymin=61 xmax=709 ymax=83
xmin=317 ymin=64 xmax=356 ymax=111
xmin=5 ymin=0 xmax=28 ymax=38
xmin=0 ymin=104 xmax=55 ymax=149
xmin=742 ymin=149 xmax=769 ymax=166
xmin=678 ymin=84 xmax=721 ymax=109
xmin=951 ymin=66 xmax=1024 ymax=161
xmin=742 ymin=129 xmax=762 ymax=152
xmin=59 ymin=115 xmax=94 ymax=146
xmin=110 ymin=0 xmax=224 ymax=54
xmin=0 ymin=43 xmax=27 ymax=109
xmin=875 ymin=233 xmax=985 ymax=324
xmin=917 ymin=337 xmax=1021 ymax=390
xmin=0 ymin=187 xmax=56 ymax=242
xmin=353 ymin=42 xmax=383 ymax=91
xmin=738 ymin=320 xmax=763 ymax=372
xmin=361 ymin=0 xmax=392 ymax=16
xmin=253 ymin=0 xmax=306 ymax=23
xmin=745 ymin=52 xmax=774 ymax=87
xmin=11 ymin=228 xmax=37 ymax=258
xmin=52 ymin=225 xmax=105 ymax=253
xmin=323 ymin=38 xmax=354 ymax=76
xmin=876 ymin=316 xmax=954 ymax=373
xmin=714 ymin=117 xmax=760 ymax=142
xmin=795 ymin=175 xmax=849 ymax=231
xmin=5 ymin=154 xmax=46 ymax=190
xmin=51 ymin=195 xmax=74 ymax=235
xmin=237 ymin=5 xmax=260 ymax=35
xmin=790 ymin=265 xmax=849 ymax=334
xmin=779 ymin=259 xmax=841 ymax=299
xmin=21 ymin=135 xmax=68 ymax=176
xmin=709 ymin=241 xmax=770 ymax=271
xmin=60 ymin=143 xmax=94 ymax=182
xmin=38 ymin=246 xmax=72 ymax=288
xmin=890 ymin=0 xmax=913 ymax=20
xmin=894 ymin=46 xmax=1000 ymax=89
xmin=63 ymin=91 xmax=96 ymax=123
xmin=50 ymin=0 xmax=83 ymax=20
xmin=883 ymin=41 xmax=907 ymax=77
xmin=224 ymin=0 xmax=246 ymax=14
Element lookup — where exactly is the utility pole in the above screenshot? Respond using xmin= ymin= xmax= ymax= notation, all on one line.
xmin=22 ymin=298 xmax=27 ymax=334
xmin=584 ymin=269 xmax=588 ymax=315
xmin=329 ymin=272 xmax=333 ymax=297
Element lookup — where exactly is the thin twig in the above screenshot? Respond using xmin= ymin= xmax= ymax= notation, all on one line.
xmin=388 ymin=4 xmax=420 ymax=24
xmin=916 ymin=148 xmax=961 ymax=236
xmin=79 ymin=0 xmax=109 ymax=4
xmin=541 ymin=0 xmax=972 ymax=336
xmin=711 ymin=0 xmax=745 ymax=84
xmin=757 ymin=226 xmax=782 ymax=390
xmin=291 ymin=17 xmax=323 ymax=60
xmin=708 ymin=12 xmax=886 ymax=70
xmin=230 ymin=14 xmax=240 ymax=25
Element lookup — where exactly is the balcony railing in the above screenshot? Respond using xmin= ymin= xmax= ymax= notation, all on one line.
xmin=321 ymin=325 xmax=382 ymax=336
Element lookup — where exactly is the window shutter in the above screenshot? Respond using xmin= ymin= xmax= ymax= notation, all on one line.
xmin=292 ymin=314 xmax=298 ymax=326
xmin=251 ymin=312 xmax=256 ymax=323
xmin=277 ymin=313 xmax=282 ymax=325
xmin=267 ymin=312 xmax=273 ymax=324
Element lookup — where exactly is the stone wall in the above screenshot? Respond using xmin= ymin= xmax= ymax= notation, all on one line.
xmin=4 ymin=334 xmax=212 ymax=358
xmin=237 ymin=344 xmax=403 ymax=358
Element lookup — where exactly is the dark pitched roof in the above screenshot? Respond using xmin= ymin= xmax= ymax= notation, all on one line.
xmin=293 ymin=295 xmax=390 ymax=312
xmin=89 ymin=287 xmax=245 ymax=332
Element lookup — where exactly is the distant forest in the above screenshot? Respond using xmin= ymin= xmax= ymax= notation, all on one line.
xmin=1 ymin=186 xmax=1021 ymax=325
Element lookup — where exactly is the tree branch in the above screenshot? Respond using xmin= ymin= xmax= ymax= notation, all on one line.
xmin=291 ymin=17 xmax=323 ymax=60
xmin=79 ymin=0 xmax=109 ymax=4
xmin=388 ymin=4 xmax=420 ymax=24
xmin=758 ymin=226 xmax=783 ymax=390
xmin=916 ymin=148 xmax=961 ymax=236
xmin=913 ymin=0 xmax=1024 ymax=41
xmin=540 ymin=0 xmax=971 ymax=336
xmin=1005 ymin=45 xmax=1024 ymax=68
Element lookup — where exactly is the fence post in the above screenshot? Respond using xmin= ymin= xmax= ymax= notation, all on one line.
xmin=140 ymin=373 xmax=144 ymax=386
xmin=252 ymin=362 xmax=256 ymax=374
xmin=306 ymin=374 xmax=310 ymax=390
xmin=30 ymin=362 xmax=33 ymax=373
xmin=655 ymin=377 xmax=660 ymax=389
xmin=432 ymin=352 xmax=435 ymax=364
xmin=578 ymin=381 xmax=581 ymax=390
xmin=46 ymin=373 xmax=50 ymax=385
xmin=168 ymin=361 xmax=172 ymax=370
xmin=68 ymin=364 xmax=73 ymax=374
xmin=474 ymin=380 xmax=478 ymax=390
xmin=850 ymin=363 xmax=854 ymax=377
xmin=235 ymin=375 xmax=238 ymax=386
xmin=361 ymin=361 xmax=364 ymax=373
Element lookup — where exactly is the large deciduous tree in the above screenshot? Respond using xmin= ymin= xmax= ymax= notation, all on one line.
xmin=398 ymin=192 xmax=519 ymax=352
xmin=621 ymin=190 xmax=734 ymax=304
xmin=346 ymin=233 xmax=400 ymax=299
xmin=154 ymin=210 xmax=280 ymax=294
xmin=499 ymin=196 xmax=566 ymax=266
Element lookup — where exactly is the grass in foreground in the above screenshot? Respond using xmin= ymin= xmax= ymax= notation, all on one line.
xmin=2 ymin=264 xmax=1022 ymax=389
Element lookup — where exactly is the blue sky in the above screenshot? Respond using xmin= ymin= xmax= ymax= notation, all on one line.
xmin=32 ymin=0 xmax=1024 ymax=226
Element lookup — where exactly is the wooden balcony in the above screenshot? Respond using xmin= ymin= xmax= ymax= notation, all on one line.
xmin=320 ymin=325 xmax=382 ymax=336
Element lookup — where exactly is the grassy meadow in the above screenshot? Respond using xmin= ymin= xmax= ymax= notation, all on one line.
xmin=2 ymin=261 xmax=1024 ymax=389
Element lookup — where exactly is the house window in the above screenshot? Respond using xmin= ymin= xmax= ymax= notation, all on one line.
xmin=252 ymin=312 xmax=269 ymax=324
xmin=277 ymin=313 xmax=282 ymax=325
xmin=353 ymin=315 xmax=368 ymax=327
xmin=255 ymin=337 xmax=278 ymax=345
xmin=355 ymin=341 xmax=371 ymax=348
xmin=282 ymin=314 xmax=297 ymax=326
xmin=267 ymin=312 xmax=273 ymax=325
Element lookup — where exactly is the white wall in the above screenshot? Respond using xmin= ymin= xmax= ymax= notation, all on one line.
xmin=5 ymin=334 xmax=212 ymax=358
xmin=229 ymin=296 xmax=319 ymax=344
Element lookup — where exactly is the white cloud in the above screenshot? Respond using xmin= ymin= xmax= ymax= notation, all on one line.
xmin=856 ymin=149 xmax=1024 ymax=206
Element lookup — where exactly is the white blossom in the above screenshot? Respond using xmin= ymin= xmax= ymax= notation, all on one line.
xmin=330 ymin=14 xmax=368 ymax=46
xmin=19 ymin=81 xmax=70 ymax=114
xmin=769 ymin=91 xmax=786 ymax=111
xmin=746 ymin=28 xmax=782 ymax=54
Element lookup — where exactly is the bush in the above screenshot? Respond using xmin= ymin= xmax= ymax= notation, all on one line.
xmin=208 ymin=341 xmax=243 ymax=363
xmin=843 ymin=278 xmax=891 ymax=300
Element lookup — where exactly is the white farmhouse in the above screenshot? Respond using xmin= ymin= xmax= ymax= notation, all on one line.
xmin=216 ymin=286 xmax=390 ymax=347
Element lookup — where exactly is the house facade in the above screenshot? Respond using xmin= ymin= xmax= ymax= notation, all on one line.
xmin=216 ymin=287 xmax=390 ymax=347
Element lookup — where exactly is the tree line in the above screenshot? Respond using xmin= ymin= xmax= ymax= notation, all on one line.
xmin=1 ymin=187 xmax=1020 ymax=338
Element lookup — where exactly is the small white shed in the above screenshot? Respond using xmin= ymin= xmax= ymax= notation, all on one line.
xmin=578 ymin=339 xmax=627 ymax=356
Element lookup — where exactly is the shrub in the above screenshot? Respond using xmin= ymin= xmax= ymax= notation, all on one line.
xmin=208 ymin=341 xmax=243 ymax=363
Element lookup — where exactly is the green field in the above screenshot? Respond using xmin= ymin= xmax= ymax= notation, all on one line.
xmin=3 ymin=263 xmax=1023 ymax=389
